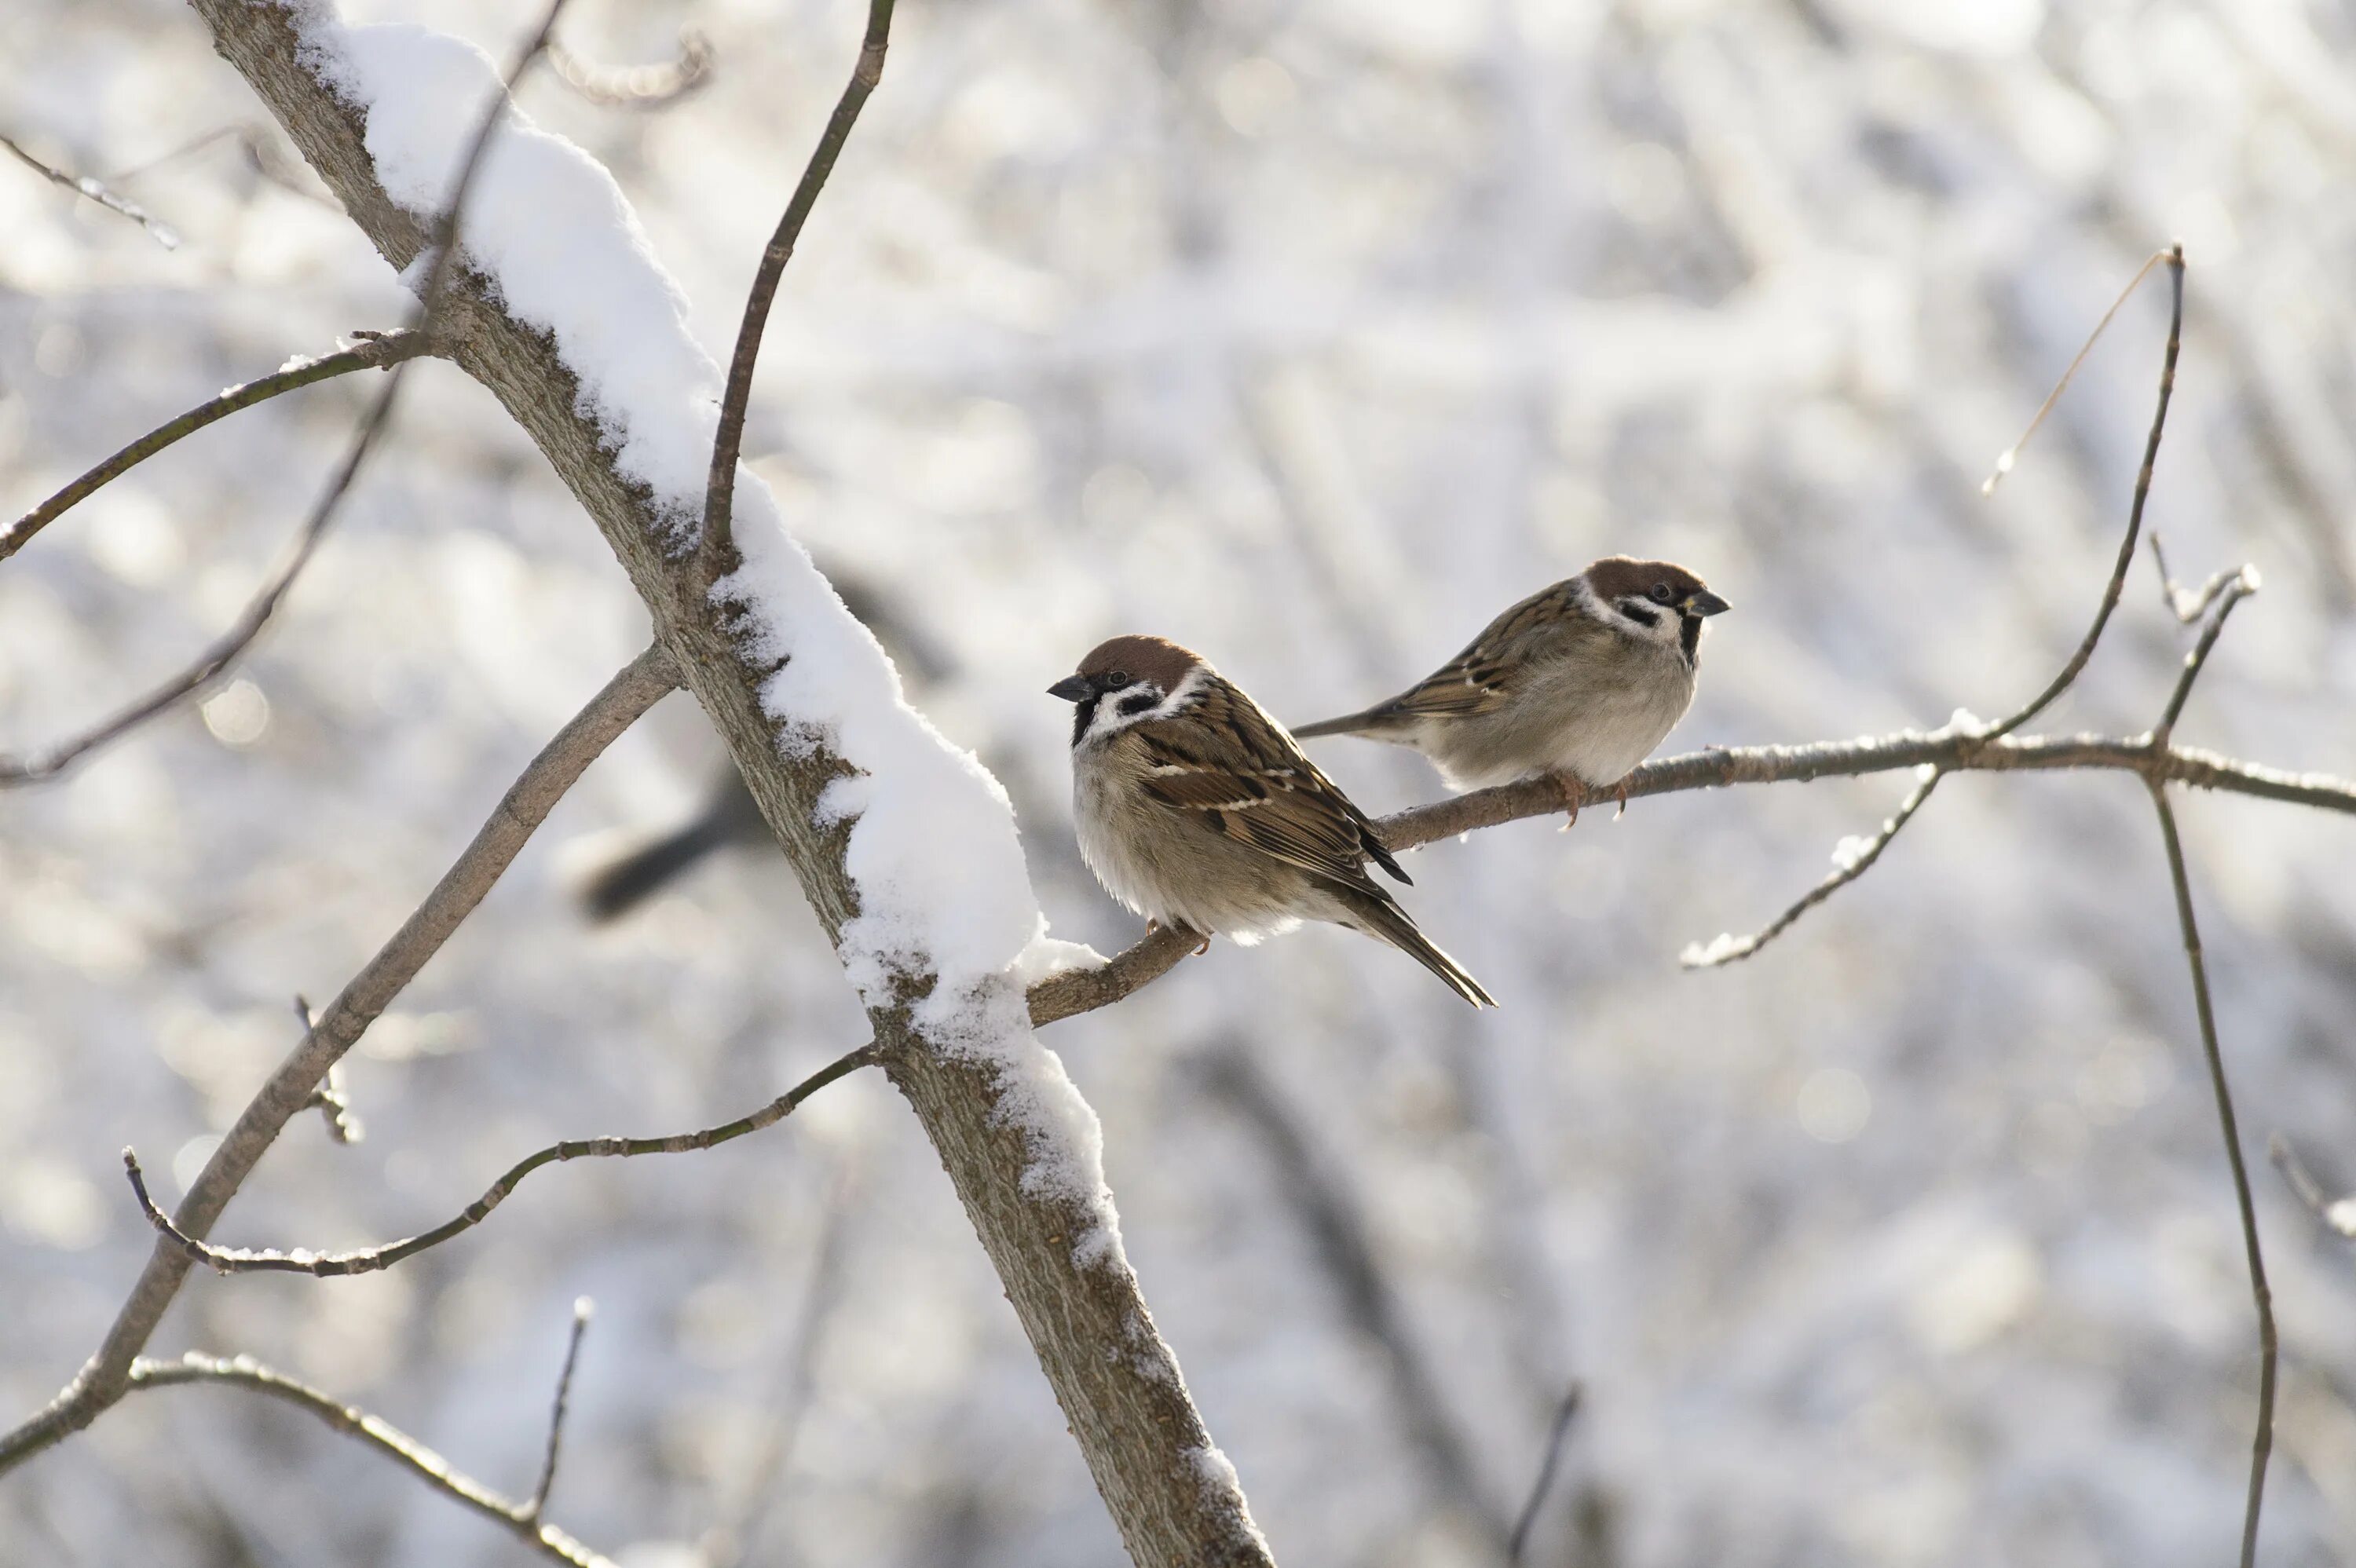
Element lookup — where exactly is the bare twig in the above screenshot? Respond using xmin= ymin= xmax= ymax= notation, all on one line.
xmin=1981 ymin=243 xmax=2184 ymax=741
xmin=2156 ymin=569 xmax=2261 ymax=740
xmin=123 ymin=1042 xmax=875 ymax=1277
xmin=1029 ymin=731 xmax=2356 ymax=1025
xmin=2147 ymin=778 xmax=2276 ymax=1568
xmin=3 ymin=133 xmax=181 ymax=247
xmin=2268 ymin=1136 xmax=2356 ymax=1240
xmin=697 ymin=0 xmax=894 ymax=580
xmin=0 ymin=645 xmax=675 ymax=1473
xmin=0 ymin=0 xmax=563 ymax=786
xmin=1508 ymin=1385 xmax=1585 ymax=1566
xmin=1681 ymin=766 xmax=1944 ymax=969
xmin=0 ymin=329 xmax=428 ymax=566
xmin=1981 ymin=247 xmax=2171 ymax=495
xmin=550 ymin=29 xmax=712 ymax=108
xmin=2149 ymin=532 xmax=2249 ymax=624
xmin=526 ymin=1299 xmax=594 ymax=1523
xmin=125 ymin=1352 xmax=613 ymax=1567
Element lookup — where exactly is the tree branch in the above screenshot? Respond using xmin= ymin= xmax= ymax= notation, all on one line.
xmin=2 ymin=132 xmax=181 ymax=247
xmin=0 ymin=644 xmax=676 ymax=1472
xmin=526 ymin=1299 xmax=594 ymax=1524
xmin=122 ymin=1042 xmax=876 ymax=1276
xmin=1030 ymin=730 xmax=2356 ymax=1025
xmin=0 ymin=328 xmax=429 ymax=565
xmin=125 ymin=1351 xmax=613 ymax=1568
xmin=1507 ymin=1385 xmax=1584 ymax=1566
xmin=697 ymin=0 xmax=894 ymax=583
xmin=2157 ymin=569 xmax=2261 ymax=740
xmin=2147 ymin=778 xmax=2276 ymax=1568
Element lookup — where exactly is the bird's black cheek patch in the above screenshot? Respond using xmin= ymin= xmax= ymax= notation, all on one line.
xmin=1618 ymin=600 xmax=1661 ymax=629
xmin=1117 ymin=691 xmax=1161 ymax=718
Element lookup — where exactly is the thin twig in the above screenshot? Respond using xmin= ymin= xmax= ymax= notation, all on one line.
xmin=0 ymin=329 xmax=428 ymax=566
xmin=2267 ymin=1135 xmax=2356 ymax=1240
xmin=550 ymin=29 xmax=712 ymax=108
xmin=2149 ymin=532 xmax=2248 ymax=625
xmin=2147 ymin=779 xmax=2276 ymax=1568
xmin=1508 ymin=1384 xmax=1585 ymax=1565
xmin=0 ymin=644 xmax=675 ymax=1474
xmin=124 ymin=1044 xmax=876 ymax=1277
xmin=1981 ymin=247 xmax=2170 ymax=495
xmin=2156 ymin=569 xmax=2261 ymax=740
xmin=0 ymin=1 xmax=563 ymax=787
xmin=697 ymin=0 xmax=894 ymax=579
xmin=1681 ymin=766 xmax=1944 ymax=970
xmin=125 ymin=1352 xmax=613 ymax=1567
xmin=2 ymin=133 xmax=181 ymax=248
xmin=526 ymin=1299 xmax=594 ymax=1523
xmin=1026 ymin=730 xmax=2356 ymax=1025
xmin=1981 ymin=244 xmax=2184 ymax=741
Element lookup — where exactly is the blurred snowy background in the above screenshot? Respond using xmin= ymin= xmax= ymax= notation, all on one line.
xmin=5 ymin=0 xmax=2356 ymax=1563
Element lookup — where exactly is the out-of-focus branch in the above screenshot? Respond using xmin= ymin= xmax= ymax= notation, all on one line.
xmin=0 ymin=329 xmax=428 ymax=566
xmin=123 ymin=1041 xmax=876 ymax=1277
xmin=697 ymin=0 xmax=894 ymax=583
xmin=2150 ymin=532 xmax=2251 ymax=625
xmin=2 ymin=132 xmax=181 ymax=247
xmin=2157 ymin=571 xmax=2261 ymax=740
xmin=0 ymin=644 xmax=676 ymax=1473
xmin=291 ymin=996 xmax=364 ymax=1145
xmin=1198 ymin=1047 xmax=1505 ymax=1548
xmin=126 ymin=1350 xmax=613 ymax=1568
xmin=2147 ymin=779 xmax=2276 ymax=1568
xmin=550 ymin=28 xmax=712 ymax=108
xmin=1507 ymin=1385 xmax=1584 ymax=1566
xmin=2268 ymin=1136 xmax=2356 ymax=1240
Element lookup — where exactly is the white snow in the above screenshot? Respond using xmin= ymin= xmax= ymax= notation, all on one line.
xmin=1680 ymin=932 xmax=1754 ymax=969
xmin=287 ymin=5 xmax=1126 ymax=1268
xmin=1829 ymin=835 xmax=1875 ymax=873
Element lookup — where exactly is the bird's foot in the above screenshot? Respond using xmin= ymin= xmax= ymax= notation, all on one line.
xmin=1553 ymin=772 xmax=1584 ymax=831
xmin=1614 ymin=777 xmax=1631 ymax=819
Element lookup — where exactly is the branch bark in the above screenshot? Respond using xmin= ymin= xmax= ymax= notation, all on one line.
xmin=172 ymin=8 xmax=1271 ymax=1562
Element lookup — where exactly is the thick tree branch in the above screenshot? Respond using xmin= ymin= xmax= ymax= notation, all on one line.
xmin=697 ymin=0 xmax=894 ymax=583
xmin=0 ymin=329 xmax=428 ymax=565
xmin=0 ymin=644 xmax=677 ymax=1472
xmin=172 ymin=9 xmax=1271 ymax=1561
xmin=125 ymin=1351 xmax=612 ymax=1567
xmin=123 ymin=1042 xmax=876 ymax=1276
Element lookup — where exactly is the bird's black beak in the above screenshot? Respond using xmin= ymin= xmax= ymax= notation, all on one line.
xmin=1683 ymin=590 xmax=1731 ymax=617
xmin=1048 ymin=674 xmax=1093 ymax=703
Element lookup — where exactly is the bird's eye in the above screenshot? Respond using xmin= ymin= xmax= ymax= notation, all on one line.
xmin=1103 ymin=671 xmax=1132 ymax=689
xmin=1648 ymin=583 xmax=1674 ymax=604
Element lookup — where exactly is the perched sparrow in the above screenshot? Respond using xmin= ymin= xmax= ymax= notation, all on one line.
xmin=1292 ymin=557 xmax=1728 ymax=819
xmin=1051 ymin=635 xmax=1496 ymax=1007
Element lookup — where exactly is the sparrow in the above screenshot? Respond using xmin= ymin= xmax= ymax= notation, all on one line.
xmin=1051 ymin=635 xmax=1496 ymax=1007
xmin=1291 ymin=557 xmax=1728 ymax=820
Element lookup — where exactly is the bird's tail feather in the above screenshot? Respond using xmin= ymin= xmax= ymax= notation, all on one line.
xmin=1341 ymin=891 xmax=1497 ymax=1008
xmin=1290 ymin=707 xmax=1409 ymax=740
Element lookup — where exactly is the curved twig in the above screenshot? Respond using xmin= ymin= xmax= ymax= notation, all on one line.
xmin=0 ymin=330 xmax=428 ymax=565
xmin=2 ymin=133 xmax=181 ymax=248
xmin=126 ymin=1351 xmax=612 ymax=1567
xmin=697 ymin=0 xmax=894 ymax=579
xmin=123 ymin=1042 xmax=876 ymax=1277
xmin=0 ymin=642 xmax=674 ymax=1473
